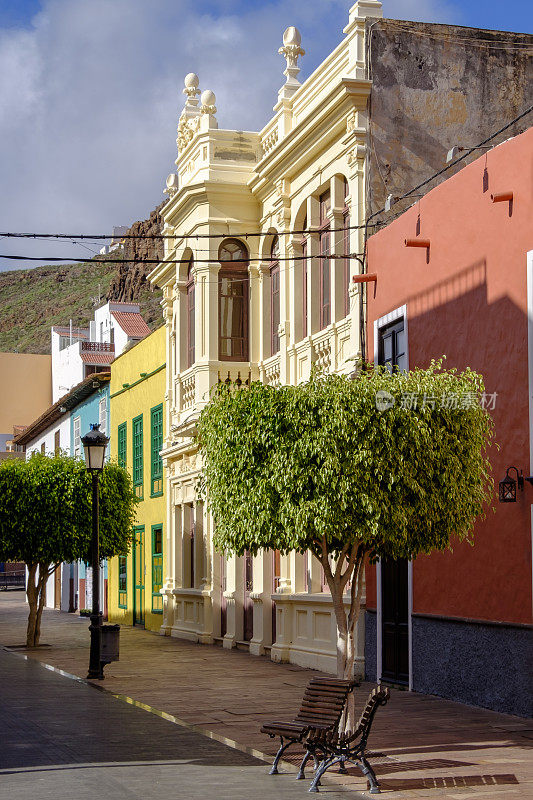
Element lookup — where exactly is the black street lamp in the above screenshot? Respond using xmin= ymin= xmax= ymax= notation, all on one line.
xmin=81 ymin=423 xmax=109 ymax=680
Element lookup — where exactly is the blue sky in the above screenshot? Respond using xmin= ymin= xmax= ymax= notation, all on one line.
xmin=0 ymin=0 xmax=531 ymax=272
xmin=2 ymin=0 xmax=532 ymax=34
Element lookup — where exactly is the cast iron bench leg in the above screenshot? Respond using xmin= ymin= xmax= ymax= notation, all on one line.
xmin=308 ymin=756 xmax=340 ymax=793
xmin=297 ymin=751 xmax=312 ymax=780
xmin=357 ymin=756 xmax=380 ymax=794
xmin=269 ymin=737 xmax=293 ymax=775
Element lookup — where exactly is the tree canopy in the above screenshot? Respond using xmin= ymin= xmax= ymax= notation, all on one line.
xmin=0 ymin=453 xmax=136 ymax=565
xmin=198 ymin=361 xmax=494 ymax=565
xmin=0 ymin=452 xmax=137 ymax=646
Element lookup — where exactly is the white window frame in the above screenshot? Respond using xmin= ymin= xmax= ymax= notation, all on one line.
xmin=99 ymin=398 xmax=107 ymax=436
xmin=374 ymin=304 xmax=413 ymax=690
xmin=73 ymin=416 xmax=81 ymax=457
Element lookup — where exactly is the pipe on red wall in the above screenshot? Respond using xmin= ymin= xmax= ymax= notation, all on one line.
xmin=491 ymin=192 xmax=513 ymax=203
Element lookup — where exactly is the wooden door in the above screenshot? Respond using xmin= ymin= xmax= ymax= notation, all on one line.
xmin=243 ymin=550 xmax=253 ymax=642
xmin=54 ymin=565 xmax=61 ymax=610
xmin=381 ymin=557 xmax=409 ymax=684
xmin=133 ymin=527 xmax=145 ymax=626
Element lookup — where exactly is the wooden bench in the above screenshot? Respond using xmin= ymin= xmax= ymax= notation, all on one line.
xmin=261 ymin=679 xmax=389 ymax=794
xmin=306 ymin=685 xmax=390 ymax=793
xmin=260 ymin=676 xmax=356 ymax=777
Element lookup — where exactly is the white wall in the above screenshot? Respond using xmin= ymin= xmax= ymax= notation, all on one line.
xmin=52 ymin=335 xmax=84 ymax=403
xmin=25 ymin=414 xmax=71 ymax=458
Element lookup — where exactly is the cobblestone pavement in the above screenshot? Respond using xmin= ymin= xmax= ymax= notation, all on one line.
xmin=1 ymin=592 xmax=531 ymax=799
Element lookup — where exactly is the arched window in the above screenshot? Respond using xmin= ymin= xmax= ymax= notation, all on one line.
xmin=186 ymin=257 xmax=195 ymax=368
xmin=343 ymin=179 xmax=350 ymax=317
xmin=319 ymin=189 xmax=331 ymax=330
xmin=270 ymin=236 xmax=280 ymax=355
xmin=218 ymin=238 xmax=249 ymax=361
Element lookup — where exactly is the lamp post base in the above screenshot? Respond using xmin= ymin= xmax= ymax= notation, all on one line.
xmin=87 ymin=612 xmax=104 ymax=680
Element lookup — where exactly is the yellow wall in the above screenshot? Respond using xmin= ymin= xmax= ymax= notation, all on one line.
xmin=107 ymin=326 xmax=166 ymax=632
xmin=0 ymin=353 xmax=52 ymax=434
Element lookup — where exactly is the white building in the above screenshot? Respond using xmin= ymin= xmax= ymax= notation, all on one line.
xmin=52 ymin=301 xmax=151 ymax=402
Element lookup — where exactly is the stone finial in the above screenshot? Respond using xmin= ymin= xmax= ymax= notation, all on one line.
xmin=164 ymin=173 xmax=179 ymax=197
xmin=278 ymin=26 xmax=305 ymax=91
xmin=200 ymin=89 xmax=217 ymax=116
xmin=182 ymin=73 xmax=201 ymax=118
xmin=200 ymin=89 xmax=218 ymax=129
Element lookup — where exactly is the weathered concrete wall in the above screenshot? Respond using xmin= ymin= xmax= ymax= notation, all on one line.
xmin=367 ymin=19 xmax=533 ymax=216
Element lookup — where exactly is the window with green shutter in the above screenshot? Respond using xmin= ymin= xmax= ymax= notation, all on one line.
xmin=132 ymin=414 xmax=143 ymax=499
xmin=152 ymin=524 xmax=163 ymax=613
xmin=150 ymin=404 xmax=163 ymax=496
xmin=117 ymin=422 xmax=127 ymax=469
xmin=118 ymin=556 xmax=127 ymax=608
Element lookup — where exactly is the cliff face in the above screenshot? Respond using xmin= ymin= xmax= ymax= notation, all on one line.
xmin=107 ymin=202 xmax=165 ymax=326
xmin=0 ymin=204 xmax=166 ymax=354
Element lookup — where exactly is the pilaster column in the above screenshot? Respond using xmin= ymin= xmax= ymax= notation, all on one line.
xmin=223 ymin=554 xmax=238 ymax=649
xmin=258 ymin=261 xmax=270 ymax=364
xmin=249 ymin=264 xmax=261 ymax=365
xmin=160 ymin=471 xmax=175 ymax=636
xmin=206 ymin=260 xmax=220 ymax=361
xmin=249 ymin=550 xmax=274 ymax=655
xmin=344 ymin=1 xmax=383 ymax=79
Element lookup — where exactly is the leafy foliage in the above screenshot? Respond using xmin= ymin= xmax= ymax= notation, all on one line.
xmin=0 ymin=453 xmax=137 ymax=565
xmin=198 ymin=361 xmax=494 ymax=563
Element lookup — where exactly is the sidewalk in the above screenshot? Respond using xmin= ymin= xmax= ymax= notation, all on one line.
xmin=1 ymin=592 xmax=531 ymax=799
xmin=0 ymin=647 xmax=352 ymax=800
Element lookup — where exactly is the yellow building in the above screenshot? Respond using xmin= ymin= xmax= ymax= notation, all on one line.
xmin=107 ymin=326 xmax=166 ymax=632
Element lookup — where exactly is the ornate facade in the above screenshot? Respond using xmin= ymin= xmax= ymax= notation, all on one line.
xmin=149 ymin=0 xmax=383 ymax=674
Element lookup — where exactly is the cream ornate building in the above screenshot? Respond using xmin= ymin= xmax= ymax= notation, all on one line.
xmin=149 ymin=0 xmax=383 ymax=675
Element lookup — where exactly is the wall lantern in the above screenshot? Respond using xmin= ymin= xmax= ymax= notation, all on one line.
xmin=498 ymin=466 xmax=533 ymax=503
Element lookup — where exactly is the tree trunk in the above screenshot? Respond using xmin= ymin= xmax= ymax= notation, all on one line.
xmin=25 ymin=563 xmax=38 ymax=648
xmin=25 ymin=562 xmax=54 ymax=647
xmin=317 ymin=542 xmax=368 ymax=734
xmin=33 ymin=563 xmax=49 ymax=647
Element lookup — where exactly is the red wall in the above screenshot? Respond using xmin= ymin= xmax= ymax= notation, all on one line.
xmin=366 ymin=127 xmax=533 ymax=625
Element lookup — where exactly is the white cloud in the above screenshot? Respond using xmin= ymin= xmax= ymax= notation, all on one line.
xmin=0 ymin=0 xmax=462 ymax=269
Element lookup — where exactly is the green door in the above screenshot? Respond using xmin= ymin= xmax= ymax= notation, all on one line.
xmin=133 ymin=526 xmax=145 ymax=626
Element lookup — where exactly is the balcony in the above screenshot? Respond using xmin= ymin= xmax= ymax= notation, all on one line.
xmin=81 ymin=341 xmax=115 ymax=353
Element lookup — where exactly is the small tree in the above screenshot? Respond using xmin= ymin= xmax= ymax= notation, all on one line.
xmin=198 ymin=362 xmax=493 ymax=727
xmin=0 ymin=453 xmax=137 ymax=647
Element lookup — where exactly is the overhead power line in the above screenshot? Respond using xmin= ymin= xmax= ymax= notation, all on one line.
xmin=0 ymin=222 xmax=378 ymax=241
xmin=0 ymin=253 xmax=363 ymax=265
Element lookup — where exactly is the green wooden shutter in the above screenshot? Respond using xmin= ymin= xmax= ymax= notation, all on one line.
xmin=132 ymin=415 xmax=143 ymax=499
xmin=117 ymin=422 xmax=127 ymax=469
xmin=150 ymin=404 xmax=163 ymax=496
xmin=151 ymin=524 xmax=163 ymax=613
xmin=118 ymin=556 xmax=127 ymax=608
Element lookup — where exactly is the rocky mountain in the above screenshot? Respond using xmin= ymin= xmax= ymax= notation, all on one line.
xmin=0 ymin=206 xmax=164 ymax=354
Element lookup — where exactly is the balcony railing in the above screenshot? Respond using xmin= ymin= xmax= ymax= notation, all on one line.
xmin=81 ymin=341 xmax=115 ymax=353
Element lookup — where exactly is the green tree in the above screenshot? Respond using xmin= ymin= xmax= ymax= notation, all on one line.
xmin=198 ymin=362 xmax=493 ymax=725
xmin=0 ymin=453 xmax=137 ymax=647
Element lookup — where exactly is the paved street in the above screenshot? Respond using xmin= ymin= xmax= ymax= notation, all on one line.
xmin=0 ymin=646 xmax=355 ymax=800
xmin=0 ymin=592 xmax=531 ymax=799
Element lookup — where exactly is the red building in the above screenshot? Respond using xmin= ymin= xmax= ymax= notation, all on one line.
xmin=365 ymin=126 xmax=533 ymax=717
